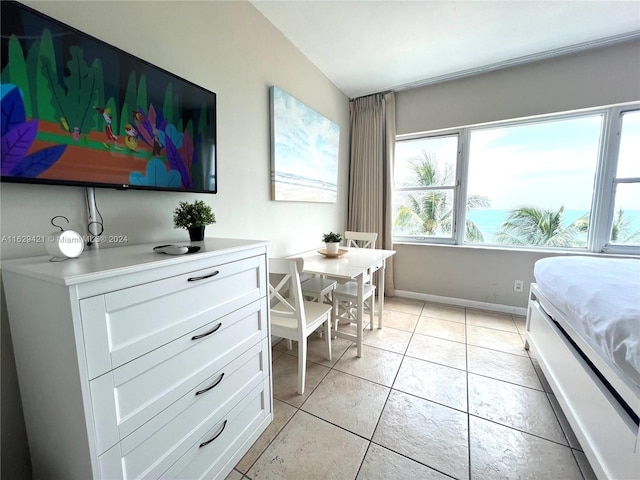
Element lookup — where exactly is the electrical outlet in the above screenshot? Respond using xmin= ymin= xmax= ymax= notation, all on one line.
xmin=514 ymin=280 xmax=524 ymax=293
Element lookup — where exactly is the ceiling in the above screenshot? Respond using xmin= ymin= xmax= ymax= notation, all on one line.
xmin=251 ymin=0 xmax=640 ymax=98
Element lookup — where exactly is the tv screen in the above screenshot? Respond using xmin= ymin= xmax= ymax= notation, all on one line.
xmin=1 ymin=1 xmax=216 ymax=193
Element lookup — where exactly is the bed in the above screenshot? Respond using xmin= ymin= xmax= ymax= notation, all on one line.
xmin=525 ymin=256 xmax=639 ymax=480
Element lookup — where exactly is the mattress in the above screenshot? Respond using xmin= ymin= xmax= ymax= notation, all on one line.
xmin=534 ymin=256 xmax=640 ymax=389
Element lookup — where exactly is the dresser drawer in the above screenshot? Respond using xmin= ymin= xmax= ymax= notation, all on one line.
xmin=90 ymin=300 xmax=268 ymax=454
xmin=162 ymin=382 xmax=271 ymax=480
xmin=97 ymin=342 xmax=270 ymax=479
xmin=81 ymin=255 xmax=266 ymax=379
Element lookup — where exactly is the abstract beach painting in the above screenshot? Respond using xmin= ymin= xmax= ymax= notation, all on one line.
xmin=270 ymin=86 xmax=339 ymax=202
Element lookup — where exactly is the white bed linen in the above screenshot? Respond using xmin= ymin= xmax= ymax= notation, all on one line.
xmin=534 ymin=256 xmax=640 ymax=389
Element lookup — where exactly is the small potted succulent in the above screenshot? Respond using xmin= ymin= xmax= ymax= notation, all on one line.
xmin=173 ymin=200 xmax=216 ymax=241
xmin=322 ymin=231 xmax=342 ymax=254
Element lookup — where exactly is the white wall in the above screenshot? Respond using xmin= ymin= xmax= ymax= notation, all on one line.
xmin=0 ymin=2 xmax=349 ymax=477
xmin=393 ymin=39 xmax=640 ymax=311
xmin=397 ymin=39 xmax=640 ymax=134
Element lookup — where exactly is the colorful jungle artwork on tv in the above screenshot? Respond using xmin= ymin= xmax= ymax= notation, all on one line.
xmin=0 ymin=1 xmax=217 ymax=193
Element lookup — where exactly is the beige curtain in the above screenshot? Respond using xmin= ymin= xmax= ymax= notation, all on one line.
xmin=348 ymin=92 xmax=396 ymax=296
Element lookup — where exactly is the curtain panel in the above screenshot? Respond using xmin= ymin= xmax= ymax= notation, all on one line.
xmin=348 ymin=92 xmax=396 ymax=296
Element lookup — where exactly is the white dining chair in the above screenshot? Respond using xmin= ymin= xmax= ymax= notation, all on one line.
xmin=332 ymin=279 xmax=376 ymax=332
xmin=269 ymin=257 xmax=332 ymax=394
xmin=333 ymin=231 xmax=379 ymax=332
xmin=344 ymin=230 xmax=380 ymax=284
xmin=345 ymin=231 xmax=378 ymax=249
xmin=301 ymin=276 xmax=337 ymax=305
xmin=301 ymin=275 xmax=338 ymax=339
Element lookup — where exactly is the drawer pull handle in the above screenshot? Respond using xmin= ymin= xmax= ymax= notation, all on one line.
xmin=199 ymin=420 xmax=227 ymax=448
xmin=191 ymin=322 xmax=222 ymax=340
xmin=187 ymin=270 xmax=220 ymax=282
xmin=195 ymin=373 xmax=224 ymax=396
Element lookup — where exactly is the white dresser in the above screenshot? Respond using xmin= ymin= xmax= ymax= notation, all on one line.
xmin=2 ymin=238 xmax=272 ymax=479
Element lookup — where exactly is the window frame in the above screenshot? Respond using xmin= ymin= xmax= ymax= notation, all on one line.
xmin=598 ymin=106 xmax=640 ymax=254
xmin=393 ymin=102 xmax=640 ymax=255
xmin=393 ymin=132 xmax=463 ymax=244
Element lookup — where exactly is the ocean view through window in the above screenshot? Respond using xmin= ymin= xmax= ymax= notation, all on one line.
xmin=466 ymin=115 xmax=601 ymax=247
xmin=393 ymin=103 xmax=640 ymax=253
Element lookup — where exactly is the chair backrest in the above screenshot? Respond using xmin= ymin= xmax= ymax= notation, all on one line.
xmin=345 ymin=231 xmax=378 ymax=249
xmin=268 ymin=257 xmax=305 ymax=325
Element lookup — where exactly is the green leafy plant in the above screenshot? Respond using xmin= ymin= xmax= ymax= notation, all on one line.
xmin=322 ymin=232 xmax=342 ymax=243
xmin=495 ymin=205 xmax=580 ymax=247
xmin=173 ymin=200 xmax=215 ymax=229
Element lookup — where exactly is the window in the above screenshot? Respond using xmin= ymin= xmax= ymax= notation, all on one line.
xmin=393 ymin=135 xmax=459 ymax=241
xmin=466 ymin=115 xmax=602 ymax=248
xmin=610 ymin=110 xmax=640 ymax=246
xmin=393 ymin=103 xmax=640 ymax=254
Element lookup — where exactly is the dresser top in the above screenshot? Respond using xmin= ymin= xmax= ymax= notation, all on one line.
xmin=1 ymin=238 xmax=268 ymax=286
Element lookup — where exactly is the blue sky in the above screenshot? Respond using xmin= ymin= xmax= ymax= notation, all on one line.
xmin=468 ymin=115 xmax=602 ymax=210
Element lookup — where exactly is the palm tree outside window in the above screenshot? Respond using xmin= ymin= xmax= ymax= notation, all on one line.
xmin=393 ymin=135 xmax=489 ymax=242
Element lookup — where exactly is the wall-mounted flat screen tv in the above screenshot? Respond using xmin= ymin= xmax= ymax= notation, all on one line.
xmin=1 ymin=1 xmax=216 ymax=193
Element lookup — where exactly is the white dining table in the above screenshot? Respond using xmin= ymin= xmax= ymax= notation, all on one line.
xmin=294 ymin=247 xmax=396 ymax=357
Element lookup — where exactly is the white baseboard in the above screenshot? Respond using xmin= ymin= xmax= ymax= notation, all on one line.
xmin=394 ymin=290 xmax=528 ymax=317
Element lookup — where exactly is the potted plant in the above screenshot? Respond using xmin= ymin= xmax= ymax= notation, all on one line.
xmin=173 ymin=200 xmax=216 ymax=241
xmin=322 ymin=231 xmax=342 ymax=254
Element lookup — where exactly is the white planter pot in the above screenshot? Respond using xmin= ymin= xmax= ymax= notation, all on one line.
xmin=325 ymin=242 xmax=340 ymax=254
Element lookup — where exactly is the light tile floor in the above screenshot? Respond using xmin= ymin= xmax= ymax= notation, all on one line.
xmin=228 ymin=298 xmax=598 ymax=480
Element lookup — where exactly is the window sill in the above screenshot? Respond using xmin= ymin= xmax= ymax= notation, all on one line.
xmin=392 ymin=241 xmax=640 ymax=258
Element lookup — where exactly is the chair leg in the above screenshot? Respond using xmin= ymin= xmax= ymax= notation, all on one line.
xmin=316 ymin=294 xmax=324 ymax=338
xmin=356 ymin=303 xmax=363 ymax=358
xmin=332 ymin=296 xmax=338 ymax=335
xmin=324 ymin=317 xmax=332 ymax=361
xmin=286 ymin=339 xmax=293 ymax=350
xmin=369 ymin=298 xmax=374 ymax=330
xmin=298 ymin=338 xmax=307 ymax=395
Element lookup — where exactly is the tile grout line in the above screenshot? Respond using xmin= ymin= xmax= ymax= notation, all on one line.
xmin=465 ymin=306 xmax=473 ymax=480
xmin=466 ymin=412 xmax=581 ymax=449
